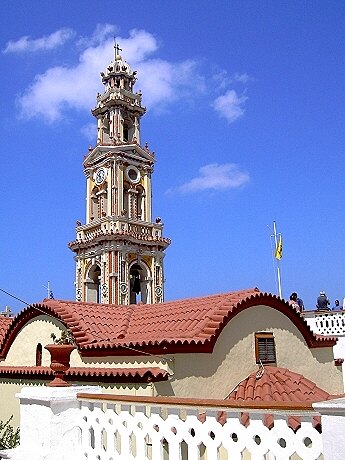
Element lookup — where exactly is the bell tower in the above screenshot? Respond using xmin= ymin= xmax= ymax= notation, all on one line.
xmin=69 ymin=49 xmax=170 ymax=305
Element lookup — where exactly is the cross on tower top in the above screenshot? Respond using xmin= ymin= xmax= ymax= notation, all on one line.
xmin=114 ymin=39 xmax=122 ymax=60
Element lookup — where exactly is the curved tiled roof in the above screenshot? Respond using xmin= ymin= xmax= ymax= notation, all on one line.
xmin=0 ymin=289 xmax=336 ymax=358
xmin=226 ymin=366 xmax=337 ymax=431
xmin=227 ymin=366 xmax=332 ymax=403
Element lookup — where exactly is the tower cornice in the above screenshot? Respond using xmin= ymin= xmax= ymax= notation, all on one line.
xmin=92 ymin=88 xmax=146 ymax=117
xmin=84 ymin=144 xmax=154 ymax=167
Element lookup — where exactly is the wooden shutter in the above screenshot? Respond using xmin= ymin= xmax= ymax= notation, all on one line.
xmin=255 ymin=332 xmax=276 ymax=364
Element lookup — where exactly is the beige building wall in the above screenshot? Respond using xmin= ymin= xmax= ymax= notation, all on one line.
xmin=159 ymin=305 xmax=343 ymax=398
xmin=3 ymin=316 xmax=65 ymax=367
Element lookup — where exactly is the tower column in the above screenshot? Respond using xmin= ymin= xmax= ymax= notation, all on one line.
xmin=118 ymin=162 xmax=124 ymax=216
xmin=143 ymin=168 xmax=152 ymax=222
xmin=134 ymin=116 xmax=140 ymax=143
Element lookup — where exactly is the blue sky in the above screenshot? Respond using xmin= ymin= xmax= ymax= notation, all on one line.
xmin=0 ymin=1 xmax=344 ymax=313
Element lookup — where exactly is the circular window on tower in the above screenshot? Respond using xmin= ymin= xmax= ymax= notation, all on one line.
xmin=126 ymin=166 xmax=140 ymax=184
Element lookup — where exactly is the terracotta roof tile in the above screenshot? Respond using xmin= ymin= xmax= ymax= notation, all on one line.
xmin=0 ymin=289 xmax=336 ymax=358
xmin=226 ymin=366 xmax=338 ymax=431
xmin=0 ymin=366 xmax=168 ymax=382
xmin=227 ymin=366 xmax=332 ymax=403
xmin=39 ymin=288 xmax=261 ymax=349
xmin=0 ymin=316 xmax=13 ymax=344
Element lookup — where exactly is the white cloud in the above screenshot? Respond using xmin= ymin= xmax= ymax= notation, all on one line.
xmin=136 ymin=58 xmax=205 ymax=109
xmin=213 ymin=90 xmax=247 ymax=124
xmin=3 ymin=28 xmax=74 ymax=53
xmin=16 ymin=26 xmax=203 ymax=122
xmin=9 ymin=26 xmax=249 ymax=125
xmin=174 ymin=163 xmax=250 ymax=193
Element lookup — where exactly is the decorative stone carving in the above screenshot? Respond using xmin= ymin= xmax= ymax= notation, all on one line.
xmin=101 ymin=283 xmax=108 ymax=297
xmin=155 ymin=285 xmax=163 ymax=298
xmin=76 ymin=289 xmax=82 ymax=301
xmin=120 ymin=283 xmax=128 ymax=294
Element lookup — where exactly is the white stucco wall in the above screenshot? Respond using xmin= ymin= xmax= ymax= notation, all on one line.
xmin=0 ymin=379 xmax=45 ymax=429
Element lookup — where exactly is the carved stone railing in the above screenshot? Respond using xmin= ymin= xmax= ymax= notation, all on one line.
xmin=70 ymin=217 xmax=170 ymax=248
xmin=77 ymin=394 xmax=323 ymax=460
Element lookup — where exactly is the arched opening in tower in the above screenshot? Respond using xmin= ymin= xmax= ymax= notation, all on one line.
xmin=123 ymin=116 xmax=135 ymax=143
xmin=129 ymin=263 xmax=149 ymax=304
xmin=86 ymin=264 xmax=101 ymax=303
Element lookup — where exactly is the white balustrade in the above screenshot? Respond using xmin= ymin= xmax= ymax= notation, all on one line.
xmin=303 ymin=311 xmax=345 ymax=336
xmin=76 ymin=218 xmax=164 ymax=243
xmin=77 ymin=394 xmax=323 ymax=460
xmin=10 ymin=389 xmax=345 ymax=460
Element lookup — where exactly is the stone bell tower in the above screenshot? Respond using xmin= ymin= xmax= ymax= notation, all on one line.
xmin=69 ymin=48 xmax=170 ymax=305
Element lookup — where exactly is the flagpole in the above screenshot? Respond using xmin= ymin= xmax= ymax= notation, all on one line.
xmin=273 ymin=221 xmax=282 ymax=299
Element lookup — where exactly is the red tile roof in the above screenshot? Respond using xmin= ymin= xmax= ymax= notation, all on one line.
xmin=227 ymin=366 xmax=332 ymax=403
xmin=0 ymin=366 xmax=168 ymax=383
xmin=0 ymin=316 xmax=13 ymax=343
xmin=226 ymin=366 xmax=337 ymax=431
xmin=44 ymin=288 xmax=261 ymax=346
xmin=0 ymin=289 xmax=336 ymax=358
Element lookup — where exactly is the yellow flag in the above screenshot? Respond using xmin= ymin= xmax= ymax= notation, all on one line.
xmin=275 ymin=235 xmax=283 ymax=260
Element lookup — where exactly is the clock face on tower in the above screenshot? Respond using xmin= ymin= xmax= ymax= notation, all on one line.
xmin=95 ymin=167 xmax=106 ymax=185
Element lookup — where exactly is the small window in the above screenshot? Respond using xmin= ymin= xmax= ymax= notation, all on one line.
xmin=36 ymin=343 xmax=42 ymax=366
xmin=255 ymin=332 xmax=276 ymax=364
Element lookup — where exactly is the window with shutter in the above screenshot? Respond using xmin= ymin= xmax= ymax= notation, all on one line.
xmin=255 ymin=332 xmax=276 ymax=364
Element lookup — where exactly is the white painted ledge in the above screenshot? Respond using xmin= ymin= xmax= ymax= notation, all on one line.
xmin=3 ymin=385 xmax=102 ymax=460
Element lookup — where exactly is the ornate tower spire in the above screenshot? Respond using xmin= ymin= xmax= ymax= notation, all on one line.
xmin=69 ymin=50 xmax=170 ymax=305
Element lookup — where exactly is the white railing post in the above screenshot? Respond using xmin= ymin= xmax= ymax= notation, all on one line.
xmin=2 ymin=386 xmax=101 ymax=460
xmin=314 ymin=397 xmax=345 ymax=460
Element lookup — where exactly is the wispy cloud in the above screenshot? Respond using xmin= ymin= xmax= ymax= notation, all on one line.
xmin=172 ymin=163 xmax=250 ymax=194
xmin=80 ymin=122 xmax=97 ymax=142
xmin=77 ymin=24 xmax=117 ymax=47
xmin=233 ymin=72 xmax=251 ymax=83
xmin=3 ymin=28 xmax=75 ymax=54
xmin=213 ymin=90 xmax=247 ymax=124
xmin=212 ymin=69 xmax=252 ymax=89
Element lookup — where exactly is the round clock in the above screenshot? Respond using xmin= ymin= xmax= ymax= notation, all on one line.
xmin=95 ymin=168 xmax=106 ymax=185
